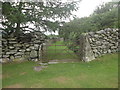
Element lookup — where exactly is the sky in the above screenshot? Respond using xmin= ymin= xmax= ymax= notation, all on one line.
xmin=45 ymin=0 xmax=113 ymax=35
xmin=74 ymin=0 xmax=112 ymax=18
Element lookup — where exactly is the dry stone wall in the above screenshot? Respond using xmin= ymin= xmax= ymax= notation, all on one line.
xmin=0 ymin=31 xmax=2 ymax=63
xmin=0 ymin=31 xmax=47 ymax=63
xmin=79 ymin=28 xmax=119 ymax=62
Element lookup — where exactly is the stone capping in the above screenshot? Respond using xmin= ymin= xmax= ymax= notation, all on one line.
xmin=79 ymin=28 xmax=119 ymax=62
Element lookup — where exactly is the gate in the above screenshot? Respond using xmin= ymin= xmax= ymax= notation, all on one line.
xmin=44 ymin=38 xmax=80 ymax=62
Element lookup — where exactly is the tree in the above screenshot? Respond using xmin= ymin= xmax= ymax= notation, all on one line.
xmin=1 ymin=1 xmax=80 ymax=38
xmin=60 ymin=2 xmax=118 ymax=39
xmin=59 ymin=2 xmax=118 ymax=54
xmin=93 ymin=2 xmax=118 ymax=14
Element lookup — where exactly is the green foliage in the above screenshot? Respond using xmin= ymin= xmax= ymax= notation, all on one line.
xmin=93 ymin=2 xmax=118 ymax=14
xmin=59 ymin=2 xmax=118 ymax=53
xmin=1 ymin=1 xmax=79 ymax=37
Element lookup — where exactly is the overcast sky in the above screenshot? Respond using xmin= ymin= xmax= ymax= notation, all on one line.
xmin=74 ymin=0 xmax=112 ymax=18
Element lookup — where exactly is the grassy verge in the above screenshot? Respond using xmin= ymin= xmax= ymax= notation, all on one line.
xmin=2 ymin=53 xmax=118 ymax=88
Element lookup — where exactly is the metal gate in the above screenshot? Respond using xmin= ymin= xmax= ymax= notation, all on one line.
xmin=44 ymin=38 xmax=80 ymax=62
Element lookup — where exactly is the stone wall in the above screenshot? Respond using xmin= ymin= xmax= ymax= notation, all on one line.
xmin=0 ymin=30 xmax=1 ymax=89
xmin=79 ymin=28 xmax=119 ymax=62
xmin=1 ymin=31 xmax=47 ymax=63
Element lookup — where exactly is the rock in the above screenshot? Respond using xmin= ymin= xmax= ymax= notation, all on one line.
xmin=26 ymin=48 xmax=31 ymax=51
xmin=33 ymin=66 xmax=48 ymax=72
xmin=15 ymin=55 xmax=22 ymax=58
xmin=108 ymin=49 xmax=111 ymax=53
xmin=89 ymin=38 xmax=93 ymax=43
xmin=10 ymin=55 xmax=14 ymax=60
xmin=48 ymin=62 xmax=58 ymax=64
xmin=35 ymin=40 xmax=41 ymax=44
xmin=91 ymin=38 xmax=95 ymax=42
xmin=94 ymin=53 xmax=98 ymax=58
xmin=34 ymin=59 xmax=38 ymax=62
xmin=34 ymin=44 xmax=39 ymax=49
xmin=111 ymin=46 xmax=116 ymax=49
xmin=24 ymin=44 xmax=30 ymax=47
xmin=33 ymin=66 xmax=42 ymax=71
xmin=6 ymin=52 xmax=12 ymax=55
xmin=8 ymin=38 xmax=16 ymax=41
xmin=30 ymin=46 xmax=34 ymax=49
xmin=18 ymin=49 xmax=25 ymax=52
xmin=2 ymin=39 xmax=7 ymax=42
xmin=15 ymin=52 xmax=23 ymax=56
xmin=7 ymin=50 xmax=17 ymax=54
xmin=94 ymin=34 xmax=99 ymax=38
xmin=18 ymin=49 xmax=22 ymax=52
xmin=89 ymin=32 xmax=94 ymax=36
xmin=39 ymin=63 xmax=48 ymax=66
xmin=9 ymin=41 xmax=17 ymax=44
xmin=105 ymin=28 xmax=111 ymax=32
xmin=2 ymin=55 xmax=9 ymax=58
xmin=14 ymin=44 xmax=22 ymax=47
xmin=9 ymin=46 xmax=15 ymax=49
xmin=30 ymin=50 xmax=37 ymax=58
xmin=96 ymin=30 xmax=104 ymax=34
xmin=96 ymin=41 xmax=101 ymax=45
xmin=93 ymin=49 xmax=98 ymax=53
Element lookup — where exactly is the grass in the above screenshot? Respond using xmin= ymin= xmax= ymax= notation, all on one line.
xmin=45 ymin=41 xmax=78 ymax=60
xmin=2 ymin=53 xmax=118 ymax=88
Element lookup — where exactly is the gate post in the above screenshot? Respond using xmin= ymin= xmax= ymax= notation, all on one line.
xmin=41 ymin=43 xmax=48 ymax=63
xmin=79 ymin=33 xmax=95 ymax=62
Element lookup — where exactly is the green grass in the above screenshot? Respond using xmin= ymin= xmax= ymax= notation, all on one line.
xmin=45 ymin=41 xmax=78 ymax=60
xmin=2 ymin=53 xmax=118 ymax=88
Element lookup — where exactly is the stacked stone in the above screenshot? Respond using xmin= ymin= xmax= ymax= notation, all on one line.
xmin=1 ymin=31 xmax=46 ymax=63
xmin=2 ymin=38 xmax=25 ymax=61
xmin=0 ymin=31 xmax=2 ymax=62
xmin=87 ymin=28 xmax=119 ymax=58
